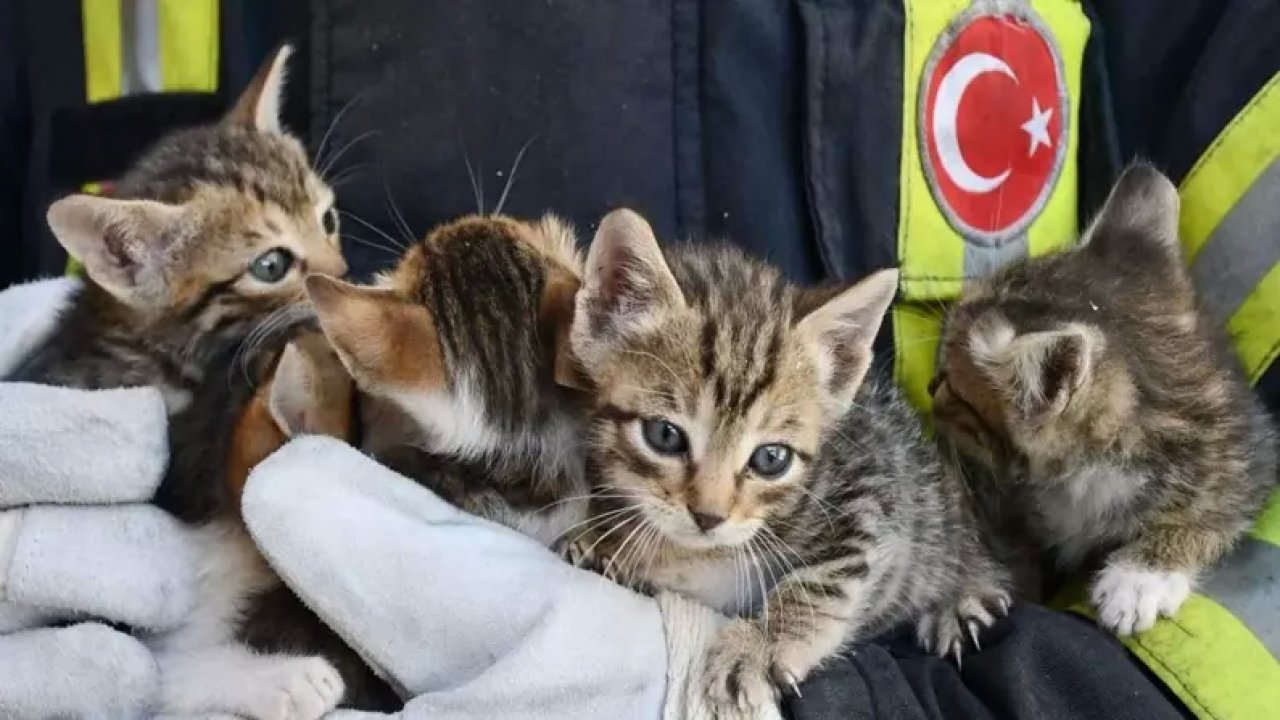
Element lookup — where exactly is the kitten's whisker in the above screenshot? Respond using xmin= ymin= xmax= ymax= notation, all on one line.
xmin=314 ymin=90 xmax=367 ymax=170
xmin=744 ymin=538 xmax=771 ymax=636
xmin=553 ymin=505 xmax=636 ymax=545
xmin=534 ymin=491 xmax=638 ymax=514
xmin=580 ymin=512 xmax=644 ymax=566
xmin=461 ymin=149 xmax=484 ymax=215
xmin=380 ymin=176 xmax=417 ymax=246
xmin=340 ymin=210 xmax=408 ymax=251
xmin=327 ymin=163 xmax=375 ymax=189
xmin=493 ymin=135 xmax=538 ymax=216
xmin=319 ymin=129 xmax=380 ymax=179
xmin=342 ymin=233 xmax=401 ymax=258
xmin=606 ymin=516 xmax=652 ymax=580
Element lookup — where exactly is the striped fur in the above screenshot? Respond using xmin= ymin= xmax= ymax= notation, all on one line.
xmin=570 ymin=210 xmax=1011 ymax=715
xmin=933 ymin=163 xmax=1278 ymax=635
xmin=310 ymin=213 xmax=591 ymax=545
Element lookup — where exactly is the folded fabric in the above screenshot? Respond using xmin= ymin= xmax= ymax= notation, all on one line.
xmin=0 ymin=623 xmax=158 ymax=719
xmin=243 ymin=437 xmax=781 ymax=720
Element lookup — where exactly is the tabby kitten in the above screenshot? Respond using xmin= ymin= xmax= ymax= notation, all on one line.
xmin=6 ymin=44 xmax=346 ymax=411
xmin=569 ymin=209 xmax=1012 ymax=715
xmin=931 ymin=163 xmax=1278 ymax=636
xmin=307 ymin=213 xmax=591 ymax=546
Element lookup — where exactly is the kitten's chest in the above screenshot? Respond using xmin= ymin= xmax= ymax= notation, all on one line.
xmin=1028 ymin=464 xmax=1146 ymax=567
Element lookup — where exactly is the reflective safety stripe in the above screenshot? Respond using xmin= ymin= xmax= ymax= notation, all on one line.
xmin=121 ymin=0 xmax=161 ymax=94
xmin=895 ymin=0 xmax=1088 ymax=411
xmin=1179 ymin=70 xmax=1280 ymax=383
xmin=1199 ymin=536 xmax=1280 ymax=658
xmin=82 ymin=0 xmax=123 ymax=103
xmin=1251 ymin=488 xmax=1280 ymax=547
xmin=157 ymin=0 xmax=219 ymax=92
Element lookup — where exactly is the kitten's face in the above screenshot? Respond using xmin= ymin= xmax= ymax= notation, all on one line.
xmin=47 ymin=45 xmax=345 ymax=331
xmin=932 ymin=163 xmax=1188 ymax=475
xmin=573 ymin=210 xmax=897 ymax=550
xmin=307 ymin=214 xmax=584 ymax=462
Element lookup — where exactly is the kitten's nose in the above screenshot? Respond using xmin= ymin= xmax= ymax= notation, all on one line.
xmin=689 ymin=509 xmax=726 ymax=532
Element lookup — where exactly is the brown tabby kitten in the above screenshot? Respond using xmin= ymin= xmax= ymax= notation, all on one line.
xmin=308 ymin=213 xmax=591 ymax=545
xmin=569 ymin=209 xmax=1012 ymax=716
xmin=931 ymin=163 xmax=1278 ymax=636
xmin=6 ymin=44 xmax=346 ymax=412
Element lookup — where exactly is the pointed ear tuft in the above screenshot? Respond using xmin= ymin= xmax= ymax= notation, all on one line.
xmin=306 ymin=274 xmax=445 ymax=392
xmin=267 ymin=333 xmax=355 ymax=439
xmin=1081 ymin=161 xmax=1180 ymax=254
xmin=47 ymin=195 xmax=183 ymax=302
xmin=796 ymin=268 xmax=898 ymax=411
xmin=974 ymin=323 xmax=1101 ymax=417
xmin=578 ymin=208 xmax=683 ymax=340
xmin=227 ymin=43 xmax=293 ymax=132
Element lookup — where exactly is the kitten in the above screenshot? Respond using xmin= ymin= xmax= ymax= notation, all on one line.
xmin=152 ymin=327 xmax=401 ymax=718
xmin=930 ymin=162 xmax=1278 ymax=635
xmin=567 ymin=209 xmax=1012 ymax=715
xmin=6 ymin=44 xmax=345 ymax=413
xmin=307 ymin=213 xmax=591 ymax=546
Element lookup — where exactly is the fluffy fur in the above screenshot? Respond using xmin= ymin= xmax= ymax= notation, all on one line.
xmin=309 ymin=213 xmax=591 ymax=545
xmin=568 ymin=209 xmax=1011 ymax=716
xmin=931 ymin=162 xmax=1279 ymax=634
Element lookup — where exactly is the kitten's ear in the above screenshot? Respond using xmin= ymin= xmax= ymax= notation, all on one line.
xmin=795 ymin=268 xmax=898 ymax=411
xmin=227 ymin=43 xmax=292 ymax=132
xmin=577 ymin=208 xmax=684 ymax=343
xmin=540 ymin=267 xmax=590 ymax=391
xmin=976 ymin=323 xmax=1102 ymax=417
xmin=306 ymin=274 xmax=446 ymax=393
xmin=267 ymin=333 xmax=355 ymax=439
xmin=46 ymin=194 xmax=183 ymax=302
xmin=1081 ymin=161 xmax=1180 ymax=255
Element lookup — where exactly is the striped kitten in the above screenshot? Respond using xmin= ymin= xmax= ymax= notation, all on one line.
xmin=569 ymin=209 xmax=1012 ymax=715
xmin=6 ymin=44 xmax=345 ymax=411
xmin=307 ymin=213 xmax=591 ymax=546
xmin=931 ymin=163 xmax=1278 ymax=635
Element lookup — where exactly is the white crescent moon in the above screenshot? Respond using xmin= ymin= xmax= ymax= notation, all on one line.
xmin=932 ymin=52 xmax=1016 ymax=194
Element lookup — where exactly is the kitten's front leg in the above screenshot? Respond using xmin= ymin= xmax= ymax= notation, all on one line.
xmin=702 ymin=562 xmax=865 ymax=715
xmin=156 ymin=644 xmax=344 ymax=720
xmin=1090 ymin=526 xmax=1236 ymax=635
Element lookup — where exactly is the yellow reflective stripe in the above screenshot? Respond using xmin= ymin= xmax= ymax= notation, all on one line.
xmin=1252 ymin=488 xmax=1280 ymax=548
xmin=157 ymin=0 xmax=219 ymax=92
xmin=1064 ymin=595 xmax=1280 ymax=720
xmin=893 ymin=305 xmax=944 ymax=413
xmin=1179 ymin=72 xmax=1280 ymax=263
xmin=898 ymin=0 xmax=969 ymax=302
xmin=1024 ymin=0 xmax=1087 ymax=259
xmin=1228 ymin=261 xmax=1280 ymax=383
xmin=82 ymin=0 xmax=123 ymax=103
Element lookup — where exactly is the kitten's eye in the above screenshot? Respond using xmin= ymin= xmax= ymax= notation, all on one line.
xmin=322 ymin=205 xmax=339 ymax=235
xmin=641 ymin=418 xmax=688 ymax=455
xmin=248 ymin=248 xmax=294 ymax=283
xmin=748 ymin=444 xmax=793 ymax=479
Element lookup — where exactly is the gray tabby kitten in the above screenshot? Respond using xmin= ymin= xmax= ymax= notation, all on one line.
xmin=307 ymin=213 xmax=591 ymax=545
xmin=568 ymin=209 xmax=1012 ymax=715
xmin=931 ymin=163 xmax=1278 ymax=635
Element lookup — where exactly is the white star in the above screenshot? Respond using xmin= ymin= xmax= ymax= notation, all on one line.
xmin=1021 ymin=97 xmax=1053 ymax=157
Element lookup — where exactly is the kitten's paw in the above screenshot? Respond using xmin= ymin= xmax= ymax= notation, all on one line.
xmin=244 ymin=656 xmax=344 ymax=720
xmin=1091 ymin=563 xmax=1191 ymax=636
xmin=916 ymin=588 xmax=1010 ymax=661
xmin=702 ymin=620 xmax=780 ymax=717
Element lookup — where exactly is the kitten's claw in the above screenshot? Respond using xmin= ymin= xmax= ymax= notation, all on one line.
xmin=917 ymin=587 xmax=1009 ymax=658
xmin=702 ymin=620 xmax=780 ymax=717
